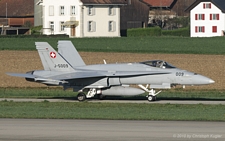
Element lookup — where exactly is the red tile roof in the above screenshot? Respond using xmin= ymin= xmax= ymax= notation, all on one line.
xmin=143 ymin=0 xmax=174 ymax=7
xmin=81 ymin=0 xmax=127 ymax=5
xmin=0 ymin=0 xmax=34 ymax=17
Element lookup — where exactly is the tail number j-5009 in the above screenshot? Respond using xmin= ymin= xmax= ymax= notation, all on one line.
xmin=54 ymin=64 xmax=69 ymax=68
xmin=176 ymin=72 xmax=184 ymax=76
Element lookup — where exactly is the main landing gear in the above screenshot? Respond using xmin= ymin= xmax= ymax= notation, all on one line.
xmin=138 ymin=84 xmax=162 ymax=102
xmin=77 ymin=88 xmax=99 ymax=102
xmin=77 ymin=92 xmax=86 ymax=101
xmin=77 ymin=86 xmax=162 ymax=102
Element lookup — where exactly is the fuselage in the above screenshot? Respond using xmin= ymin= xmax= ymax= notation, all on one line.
xmin=74 ymin=61 xmax=214 ymax=86
xmin=30 ymin=60 xmax=214 ymax=88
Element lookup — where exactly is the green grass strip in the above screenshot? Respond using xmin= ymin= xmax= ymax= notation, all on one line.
xmin=1 ymin=88 xmax=225 ymax=100
xmin=1 ymin=37 xmax=225 ymax=54
xmin=0 ymin=101 xmax=224 ymax=121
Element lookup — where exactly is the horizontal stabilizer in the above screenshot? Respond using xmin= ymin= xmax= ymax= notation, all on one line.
xmin=6 ymin=73 xmax=35 ymax=78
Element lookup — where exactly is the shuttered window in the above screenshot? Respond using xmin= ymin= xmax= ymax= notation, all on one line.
xmin=108 ymin=21 xmax=116 ymax=32
xmin=71 ymin=6 xmax=76 ymax=15
xmin=212 ymin=26 xmax=217 ymax=33
xmin=50 ymin=21 xmax=54 ymax=32
xmin=210 ymin=14 xmax=219 ymax=20
xmin=60 ymin=21 xmax=65 ymax=31
xmin=195 ymin=26 xmax=205 ymax=33
xmin=195 ymin=14 xmax=205 ymax=20
xmin=88 ymin=21 xmax=96 ymax=32
xmin=60 ymin=6 xmax=65 ymax=15
xmin=203 ymin=3 xmax=211 ymax=9
xmin=109 ymin=6 xmax=116 ymax=16
xmin=88 ymin=6 xmax=95 ymax=16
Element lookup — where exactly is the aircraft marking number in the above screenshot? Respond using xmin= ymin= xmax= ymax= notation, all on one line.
xmin=176 ymin=72 xmax=184 ymax=76
xmin=54 ymin=64 xmax=68 ymax=68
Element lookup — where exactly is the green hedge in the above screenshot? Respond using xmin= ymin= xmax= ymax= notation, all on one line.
xmin=162 ymin=27 xmax=190 ymax=37
xmin=127 ymin=27 xmax=190 ymax=37
xmin=127 ymin=27 xmax=161 ymax=37
xmin=0 ymin=34 xmax=69 ymax=38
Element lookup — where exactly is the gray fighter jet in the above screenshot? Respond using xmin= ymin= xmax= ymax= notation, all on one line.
xmin=7 ymin=41 xmax=215 ymax=102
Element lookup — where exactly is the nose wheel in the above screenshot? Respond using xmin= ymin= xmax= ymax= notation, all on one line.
xmin=147 ymin=95 xmax=157 ymax=102
xmin=138 ymin=84 xmax=161 ymax=102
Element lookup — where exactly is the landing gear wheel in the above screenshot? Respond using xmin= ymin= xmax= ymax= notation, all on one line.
xmin=77 ymin=93 xmax=86 ymax=102
xmin=148 ymin=95 xmax=156 ymax=102
xmin=98 ymin=94 xmax=105 ymax=100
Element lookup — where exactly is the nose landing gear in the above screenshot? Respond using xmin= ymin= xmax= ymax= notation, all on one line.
xmin=138 ymin=84 xmax=162 ymax=102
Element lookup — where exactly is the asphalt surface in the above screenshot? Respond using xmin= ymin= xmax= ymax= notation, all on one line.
xmin=1 ymin=98 xmax=225 ymax=105
xmin=0 ymin=119 xmax=224 ymax=141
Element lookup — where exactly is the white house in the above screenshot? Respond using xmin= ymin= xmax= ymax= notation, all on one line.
xmin=186 ymin=0 xmax=225 ymax=37
xmin=37 ymin=0 xmax=126 ymax=37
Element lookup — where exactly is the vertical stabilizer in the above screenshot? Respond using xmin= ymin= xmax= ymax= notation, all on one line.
xmin=35 ymin=42 xmax=74 ymax=72
xmin=58 ymin=41 xmax=86 ymax=67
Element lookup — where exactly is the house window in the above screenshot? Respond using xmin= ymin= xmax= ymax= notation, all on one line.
xmin=195 ymin=14 xmax=205 ymax=20
xmin=195 ymin=26 xmax=205 ymax=33
xmin=109 ymin=6 xmax=114 ymax=15
xmin=109 ymin=21 xmax=115 ymax=32
xmin=203 ymin=3 xmax=211 ymax=9
xmin=88 ymin=21 xmax=96 ymax=32
xmin=60 ymin=6 xmax=65 ymax=15
xmin=50 ymin=21 xmax=54 ymax=32
xmin=71 ymin=6 xmax=76 ymax=15
xmin=60 ymin=22 xmax=65 ymax=31
xmin=88 ymin=6 xmax=95 ymax=15
xmin=210 ymin=14 xmax=219 ymax=20
xmin=49 ymin=6 xmax=54 ymax=16
xmin=212 ymin=26 xmax=217 ymax=33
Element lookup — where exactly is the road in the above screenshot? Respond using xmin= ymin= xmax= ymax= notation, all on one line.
xmin=0 ymin=119 xmax=224 ymax=141
xmin=1 ymin=98 xmax=225 ymax=105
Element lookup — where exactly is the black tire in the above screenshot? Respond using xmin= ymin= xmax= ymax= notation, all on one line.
xmin=77 ymin=93 xmax=86 ymax=102
xmin=98 ymin=94 xmax=105 ymax=100
xmin=148 ymin=95 xmax=156 ymax=102
xmin=153 ymin=96 xmax=157 ymax=101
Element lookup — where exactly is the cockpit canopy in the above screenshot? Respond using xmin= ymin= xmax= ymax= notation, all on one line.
xmin=139 ymin=60 xmax=176 ymax=69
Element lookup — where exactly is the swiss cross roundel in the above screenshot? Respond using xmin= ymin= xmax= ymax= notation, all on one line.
xmin=50 ymin=52 xmax=56 ymax=58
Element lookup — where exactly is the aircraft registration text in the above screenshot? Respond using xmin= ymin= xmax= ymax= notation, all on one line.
xmin=176 ymin=72 xmax=184 ymax=76
xmin=54 ymin=64 xmax=69 ymax=68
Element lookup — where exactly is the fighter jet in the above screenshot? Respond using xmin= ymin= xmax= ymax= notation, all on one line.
xmin=7 ymin=41 xmax=215 ymax=102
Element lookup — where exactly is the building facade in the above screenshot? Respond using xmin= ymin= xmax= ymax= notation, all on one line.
xmin=186 ymin=0 xmax=225 ymax=37
xmin=0 ymin=0 xmax=34 ymax=35
xmin=38 ymin=0 xmax=126 ymax=37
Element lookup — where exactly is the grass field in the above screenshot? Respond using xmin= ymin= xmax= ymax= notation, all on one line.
xmin=1 ymin=88 xmax=225 ymax=121
xmin=0 ymin=101 xmax=224 ymax=121
xmin=1 ymin=36 xmax=224 ymax=121
xmin=1 ymin=37 xmax=225 ymax=54
xmin=1 ymin=88 xmax=225 ymax=100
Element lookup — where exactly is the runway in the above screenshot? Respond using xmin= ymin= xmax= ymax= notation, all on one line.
xmin=1 ymin=98 xmax=225 ymax=105
xmin=0 ymin=119 xmax=224 ymax=141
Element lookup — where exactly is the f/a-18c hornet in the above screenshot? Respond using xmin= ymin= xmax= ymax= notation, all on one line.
xmin=7 ymin=41 xmax=215 ymax=102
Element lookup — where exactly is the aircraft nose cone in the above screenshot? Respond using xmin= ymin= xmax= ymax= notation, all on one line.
xmin=195 ymin=75 xmax=215 ymax=85
xmin=209 ymin=79 xmax=215 ymax=84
